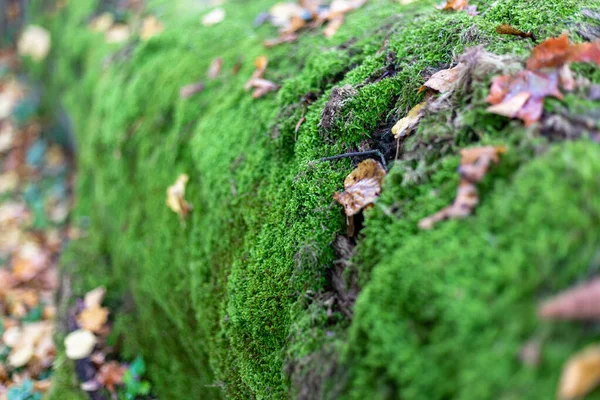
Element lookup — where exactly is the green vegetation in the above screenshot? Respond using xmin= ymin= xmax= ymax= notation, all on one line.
xmin=26 ymin=0 xmax=600 ymax=398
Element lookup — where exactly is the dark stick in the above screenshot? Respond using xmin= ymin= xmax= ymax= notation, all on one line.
xmin=315 ymin=150 xmax=387 ymax=170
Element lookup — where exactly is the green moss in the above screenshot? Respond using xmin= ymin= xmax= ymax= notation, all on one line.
xmin=345 ymin=142 xmax=600 ymax=400
xmin=26 ymin=0 xmax=600 ymax=398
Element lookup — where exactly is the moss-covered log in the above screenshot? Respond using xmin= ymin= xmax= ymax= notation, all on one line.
xmin=26 ymin=0 xmax=600 ymax=398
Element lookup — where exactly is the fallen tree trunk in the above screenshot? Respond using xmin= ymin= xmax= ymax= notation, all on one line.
xmin=24 ymin=0 xmax=600 ymax=398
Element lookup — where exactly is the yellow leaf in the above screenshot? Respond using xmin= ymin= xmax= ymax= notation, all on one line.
xmin=166 ymin=174 xmax=193 ymax=219
xmin=391 ymin=102 xmax=427 ymax=139
xmin=141 ymin=16 xmax=164 ymax=41
xmin=559 ymin=345 xmax=600 ymax=399
xmin=333 ymin=159 xmax=386 ymax=216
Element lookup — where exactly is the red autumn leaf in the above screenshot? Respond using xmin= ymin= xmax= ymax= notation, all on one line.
xmin=539 ymin=278 xmax=600 ymax=320
xmin=486 ymin=70 xmax=562 ymax=125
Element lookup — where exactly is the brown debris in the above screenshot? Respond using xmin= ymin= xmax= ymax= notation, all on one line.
xmin=419 ymin=146 xmax=506 ymax=229
xmin=559 ymin=345 xmax=600 ymax=400
xmin=333 ymin=159 xmax=386 ymax=217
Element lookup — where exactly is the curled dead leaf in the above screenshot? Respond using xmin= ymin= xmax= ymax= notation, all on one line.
xmin=423 ymin=63 xmax=465 ymax=93
xmin=166 ymin=174 xmax=193 ymax=219
xmin=333 ymin=159 xmax=386 ymax=217
xmin=419 ymin=146 xmax=506 ymax=229
xmin=436 ymin=0 xmax=477 ymax=15
xmin=559 ymin=345 xmax=600 ymax=399
xmin=89 ymin=13 xmax=114 ymax=33
xmin=495 ymin=24 xmax=535 ymax=41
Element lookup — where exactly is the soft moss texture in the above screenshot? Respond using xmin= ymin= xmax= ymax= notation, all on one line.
xmin=27 ymin=0 xmax=600 ymax=398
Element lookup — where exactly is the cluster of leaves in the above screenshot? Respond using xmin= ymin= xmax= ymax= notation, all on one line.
xmin=486 ymin=33 xmax=600 ymax=125
xmin=63 ymin=288 xmax=152 ymax=399
xmin=255 ymin=0 xmax=368 ymax=47
xmin=0 ymin=51 xmax=73 ymax=400
xmin=88 ymin=9 xmax=164 ymax=44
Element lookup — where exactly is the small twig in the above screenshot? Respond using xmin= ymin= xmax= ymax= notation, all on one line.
xmin=314 ymin=150 xmax=387 ymax=169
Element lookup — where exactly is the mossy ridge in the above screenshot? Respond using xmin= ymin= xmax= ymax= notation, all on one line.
xmin=28 ymin=0 xmax=600 ymax=398
xmin=345 ymin=141 xmax=600 ymax=400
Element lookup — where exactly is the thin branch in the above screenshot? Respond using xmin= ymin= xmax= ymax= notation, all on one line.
xmin=314 ymin=150 xmax=387 ymax=170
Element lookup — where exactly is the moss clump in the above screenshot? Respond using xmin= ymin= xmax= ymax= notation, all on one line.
xmin=27 ymin=0 xmax=600 ymax=398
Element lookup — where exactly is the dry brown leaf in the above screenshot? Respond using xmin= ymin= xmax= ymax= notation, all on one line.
xmin=333 ymin=159 xmax=387 ymax=217
xmin=166 ymin=174 xmax=192 ymax=219
xmin=419 ymin=146 xmax=506 ymax=229
xmin=207 ymin=57 xmax=223 ymax=80
xmin=179 ymin=82 xmax=205 ymax=99
xmin=77 ymin=306 xmax=109 ymax=333
xmin=17 ymin=26 xmax=51 ymax=62
xmin=391 ymin=102 xmax=427 ymax=138
xmin=11 ymin=241 xmax=49 ymax=282
xmin=423 ymin=63 xmax=465 ymax=92
xmin=559 ymin=345 xmax=600 ymax=399
xmin=64 ymin=329 xmax=97 ymax=360
xmin=97 ymin=361 xmax=127 ymax=393
xmin=202 ymin=8 xmax=225 ymax=26
xmin=140 ymin=16 xmax=164 ymax=41
xmin=539 ymin=278 xmax=600 ymax=320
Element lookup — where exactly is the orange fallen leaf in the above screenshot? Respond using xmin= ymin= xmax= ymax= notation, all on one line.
xmin=391 ymin=102 xmax=427 ymax=138
xmin=539 ymin=278 xmax=600 ymax=320
xmin=333 ymin=159 xmax=386 ymax=217
xmin=77 ymin=306 xmax=109 ymax=333
xmin=526 ymin=33 xmax=600 ymax=70
xmin=495 ymin=24 xmax=535 ymax=40
xmin=166 ymin=174 xmax=193 ymax=219
xmin=419 ymin=146 xmax=506 ymax=229
xmin=97 ymin=361 xmax=127 ymax=393
xmin=436 ymin=0 xmax=477 ymax=14
xmin=559 ymin=345 xmax=600 ymax=399
xmin=423 ymin=63 xmax=465 ymax=93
